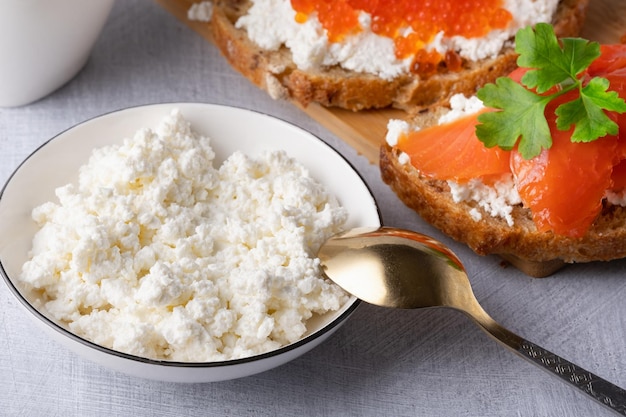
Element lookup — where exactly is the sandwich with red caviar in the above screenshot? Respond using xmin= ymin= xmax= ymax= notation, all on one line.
xmin=381 ymin=23 xmax=626 ymax=277
xmin=210 ymin=0 xmax=588 ymax=111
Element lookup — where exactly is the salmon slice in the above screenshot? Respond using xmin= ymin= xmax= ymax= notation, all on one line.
xmin=394 ymin=44 xmax=626 ymax=237
xmin=397 ymin=110 xmax=511 ymax=183
xmin=610 ymin=160 xmax=626 ymax=192
xmin=511 ymin=111 xmax=626 ymax=237
xmin=589 ymin=45 xmax=626 ymax=77
xmin=510 ymin=47 xmax=626 ymax=237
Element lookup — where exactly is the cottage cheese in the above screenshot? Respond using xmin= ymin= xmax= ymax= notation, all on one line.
xmin=187 ymin=1 xmax=213 ymax=22
xmin=19 ymin=109 xmax=349 ymax=362
xmin=447 ymin=177 xmax=521 ymax=226
xmin=236 ymin=0 xmax=559 ymax=79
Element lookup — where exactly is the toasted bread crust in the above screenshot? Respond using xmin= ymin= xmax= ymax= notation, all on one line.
xmin=380 ymin=144 xmax=626 ymax=276
xmin=211 ymin=0 xmax=589 ymax=111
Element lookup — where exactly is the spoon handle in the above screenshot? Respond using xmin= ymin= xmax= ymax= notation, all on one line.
xmin=516 ymin=338 xmax=626 ymax=415
xmin=468 ymin=309 xmax=626 ymax=415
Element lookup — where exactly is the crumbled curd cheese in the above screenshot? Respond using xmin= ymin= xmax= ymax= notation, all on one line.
xmin=385 ymin=119 xmax=410 ymax=147
xmin=187 ymin=1 xmax=213 ymax=22
xmin=236 ymin=0 xmax=559 ymax=79
xmin=448 ymin=177 xmax=521 ymax=226
xmin=19 ymin=109 xmax=349 ymax=362
xmin=605 ymin=190 xmax=626 ymax=206
xmin=385 ymin=119 xmax=411 ymax=165
xmin=437 ymin=94 xmax=485 ymax=125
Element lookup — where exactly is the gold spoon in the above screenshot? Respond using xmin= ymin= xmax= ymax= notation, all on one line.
xmin=318 ymin=226 xmax=626 ymax=416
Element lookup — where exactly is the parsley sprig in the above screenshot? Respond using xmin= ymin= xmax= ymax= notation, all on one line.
xmin=475 ymin=23 xmax=626 ymax=160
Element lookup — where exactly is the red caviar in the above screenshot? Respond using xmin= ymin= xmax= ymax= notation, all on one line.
xmin=290 ymin=0 xmax=512 ymax=74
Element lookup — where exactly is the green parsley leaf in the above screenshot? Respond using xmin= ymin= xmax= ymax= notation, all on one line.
xmin=476 ymin=78 xmax=552 ymax=159
xmin=475 ymin=22 xmax=626 ymax=159
xmin=556 ymin=77 xmax=626 ymax=142
xmin=517 ymin=24 xmax=599 ymax=93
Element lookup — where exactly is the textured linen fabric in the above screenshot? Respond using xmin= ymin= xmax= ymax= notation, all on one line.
xmin=1 ymin=1 xmax=625 ymax=416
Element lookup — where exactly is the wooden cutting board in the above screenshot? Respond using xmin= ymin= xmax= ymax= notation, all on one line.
xmin=156 ymin=0 xmax=626 ymax=163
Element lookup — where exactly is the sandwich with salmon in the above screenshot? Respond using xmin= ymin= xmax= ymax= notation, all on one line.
xmin=381 ymin=23 xmax=626 ymax=277
xmin=210 ymin=0 xmax=589 ymax=111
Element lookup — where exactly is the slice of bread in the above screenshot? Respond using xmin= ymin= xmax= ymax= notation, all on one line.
xmin=211 ymin=0 xmax=589 ymax=111
xmin=379 ymin=108 xmax=626 ymax=277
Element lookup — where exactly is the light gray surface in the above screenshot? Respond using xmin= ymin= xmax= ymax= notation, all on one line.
xmin=1 ymin=2 xmax=625 ymax=416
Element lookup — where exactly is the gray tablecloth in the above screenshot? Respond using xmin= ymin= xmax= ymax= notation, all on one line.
xmin=1 ymin=2 xmax=625 ymax=416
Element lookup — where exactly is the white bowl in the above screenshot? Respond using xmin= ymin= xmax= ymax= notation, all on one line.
xmin=0 ymin=103 xmax=381 ymax=383
xmin=0 ymin=0 xmax=115 ymax=107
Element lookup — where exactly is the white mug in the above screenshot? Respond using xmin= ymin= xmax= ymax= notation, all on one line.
xmin=0 ymin=0 xmax=115 ymax=107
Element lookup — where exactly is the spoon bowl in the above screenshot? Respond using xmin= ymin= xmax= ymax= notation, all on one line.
xmin=319 ymin=227 xmax=626 ymax=416
xmin=318 ymin=227 xmax=468 ymax=309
